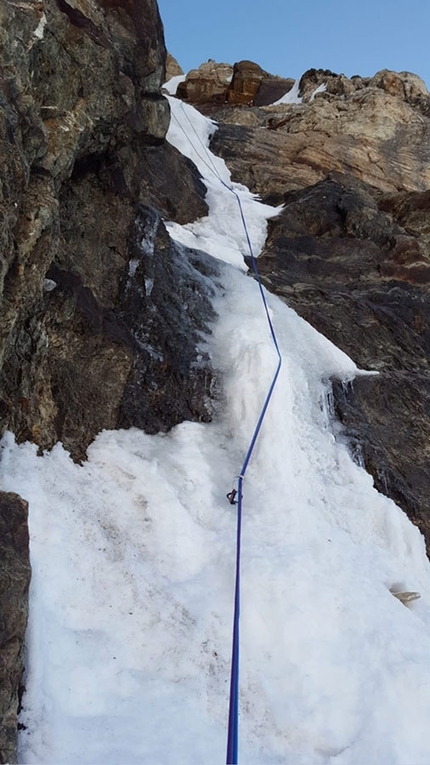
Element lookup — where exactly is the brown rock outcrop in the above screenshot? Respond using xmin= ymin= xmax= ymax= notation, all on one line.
xmin=369 ymin=69 xmax=429 ymax=110
xmin=176 ymin=60 xmax=234 ymax=103
xmin=297 ymin=67 xmax=430 ymax=108
xmin=175 ymin=58 xmax=293 ymax=107
xmin=226 ymin=59 xmax=267 ymax=104
xmin=298 ymin=68 xmax=359 ymax=100
xmin=226 ymin=60 xmax=294 ymax=106
xmin=0 ymin=492 xmax=31 ymax=764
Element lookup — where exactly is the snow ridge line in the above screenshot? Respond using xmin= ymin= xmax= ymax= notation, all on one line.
xmin=173 ymin=101 xmax=283 ymax=765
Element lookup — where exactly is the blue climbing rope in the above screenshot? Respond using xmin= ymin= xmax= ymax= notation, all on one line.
xmin=172 ymin=101 xmax=282 ymax=765
xmin=225 ymin=192 xmax=282 ymax=765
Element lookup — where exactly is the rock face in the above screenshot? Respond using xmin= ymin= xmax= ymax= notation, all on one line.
xmin=201 ymin=67 xmax=430 ymax=552
xmin=296 ymin=66 xmax=428 ymax=106
xmin=0 ymin=0 xmax=213 ymax=459
xmin=0 ymin=492 xmax=31 ymax=765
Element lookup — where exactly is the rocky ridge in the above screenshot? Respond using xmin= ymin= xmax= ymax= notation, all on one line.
xmin=0 ymin=493 xmax=30 ymax=765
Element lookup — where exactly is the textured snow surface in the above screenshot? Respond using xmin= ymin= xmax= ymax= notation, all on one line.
xmin=2 ymin=99 xmax=430 ymax=765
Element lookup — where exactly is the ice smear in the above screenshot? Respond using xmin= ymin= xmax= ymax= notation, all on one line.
xmin=270 ymin=78 xmax=326 ymax=106
xmin=273 ymin=78 xmax=302 ymax=105
xmin=310 ymin=82 xmax=327 ymax=101
xmin=33 ymin=12 xmax=47 ymax=40
xmin=2 ymin=98 xmax=430 ymax=765
xmin=165 ymin=96 xmax=281 ymax=270
xmin=163 ymin=74 xmax=186 ymax=95
xmin=127 ymin=258 xmax=139 ymax=278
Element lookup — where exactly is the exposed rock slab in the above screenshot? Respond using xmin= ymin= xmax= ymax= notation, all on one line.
xmin=210 ymin=71 xmax=430 ymax=196
xmin=2 ymin=199 xmax=217 ymax=460
xmin=0 ymin=492 xmax=31 ymax=765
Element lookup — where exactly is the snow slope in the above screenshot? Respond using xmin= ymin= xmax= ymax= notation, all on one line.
xmin=2 ymin=93 xmax=430 ymax=765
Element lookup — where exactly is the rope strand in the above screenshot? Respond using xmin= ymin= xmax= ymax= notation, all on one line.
xmin=222 ymin=170 xmax=282 ymax=765
xmin=169 ymin=99 xmax=282 ymax=765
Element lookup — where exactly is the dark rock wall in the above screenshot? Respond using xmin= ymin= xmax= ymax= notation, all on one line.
xmin=0 ymin=492 xmax=31 ymax=765
xmin=254 ymin=175 xmax=430 ymax=549
xmin=117 ymin=206 xmax=218 ymax=437
xmin=0 ymin=0 xmax=212 ymax=457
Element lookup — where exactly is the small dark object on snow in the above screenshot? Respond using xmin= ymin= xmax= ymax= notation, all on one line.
xmin=226 ymin=489 xmax=238 ymax=505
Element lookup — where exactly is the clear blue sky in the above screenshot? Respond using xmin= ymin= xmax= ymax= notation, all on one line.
xmin=158 ymin=0 xmax=430 ymax=89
